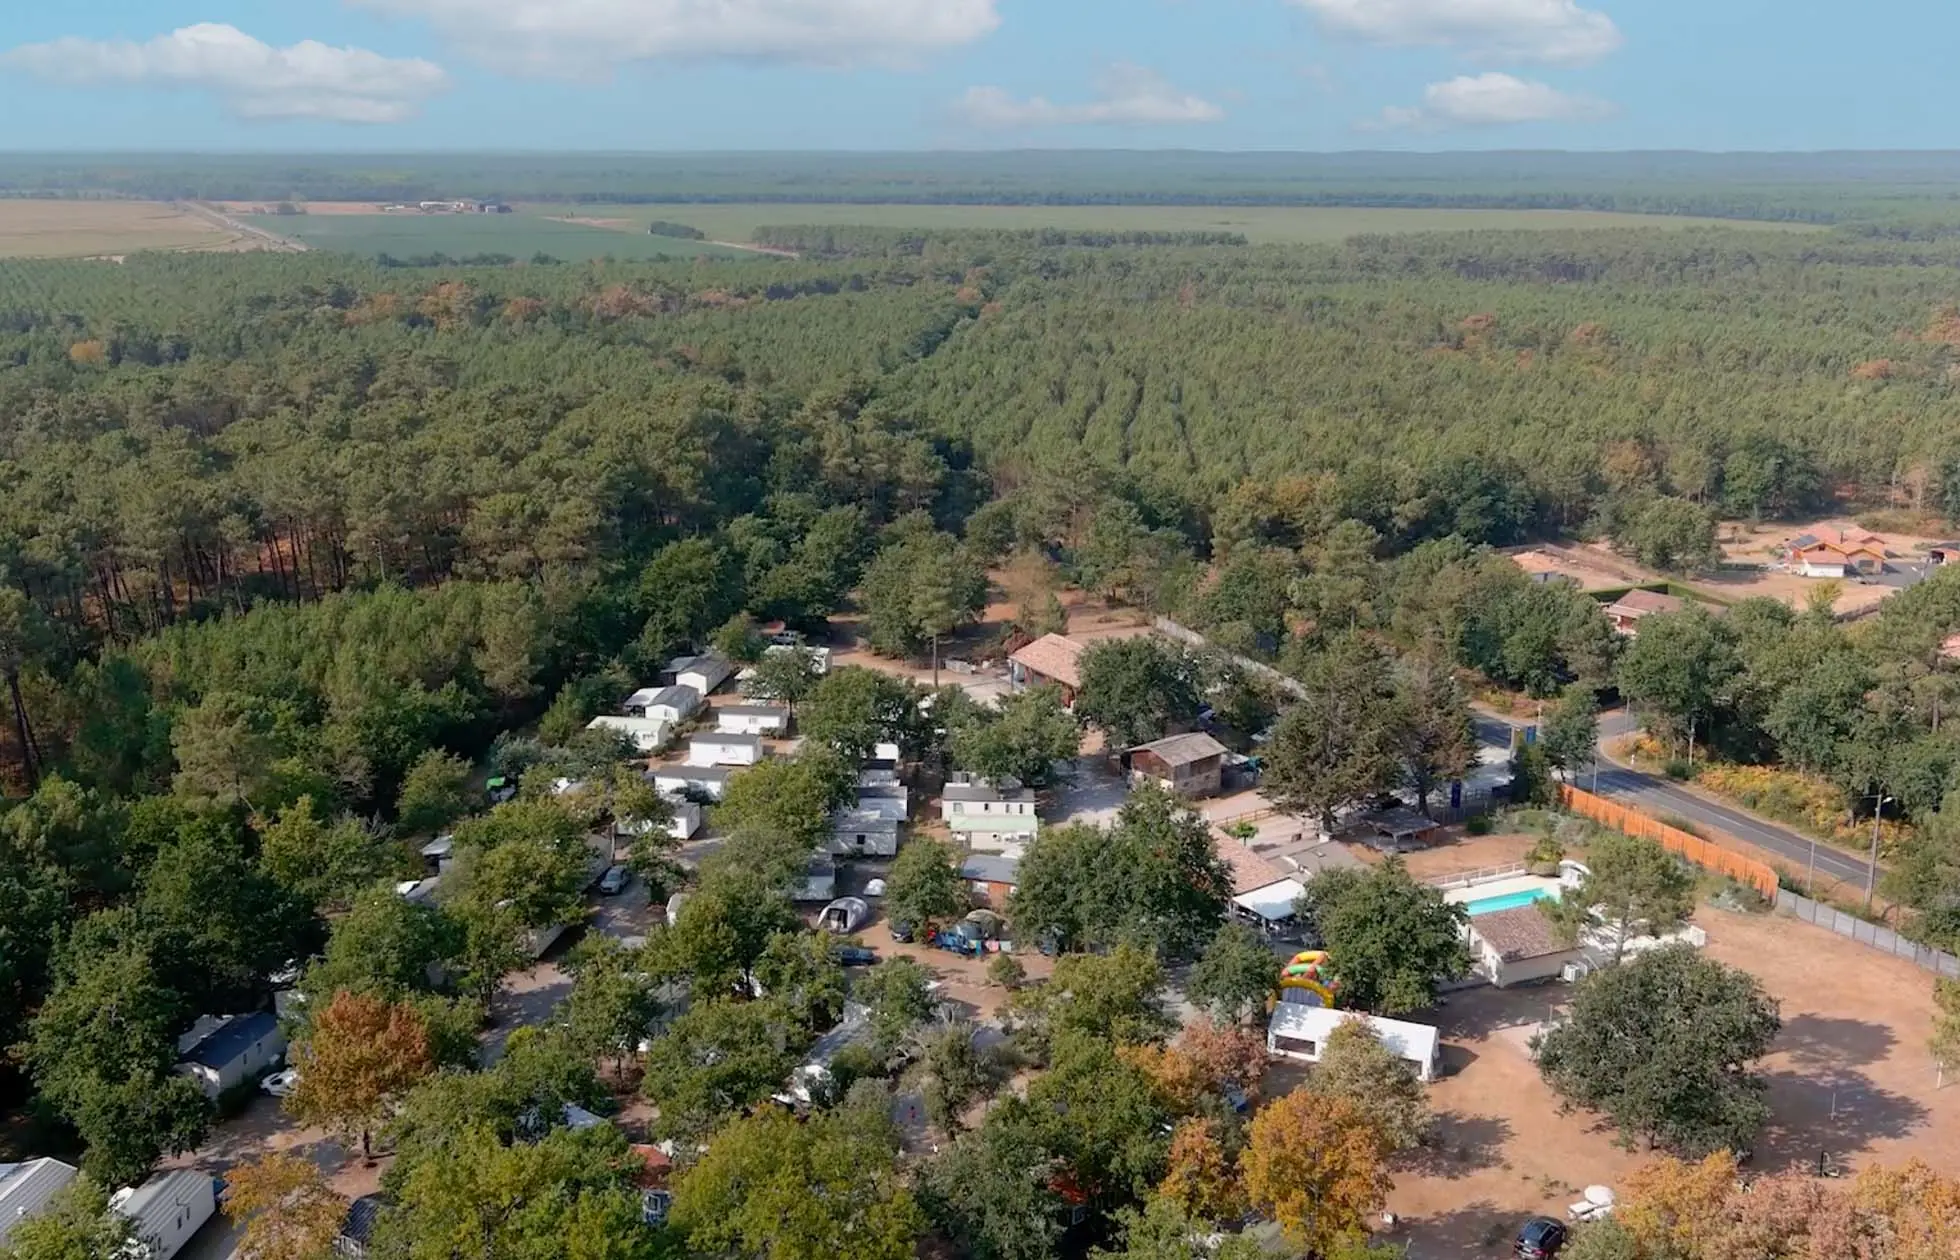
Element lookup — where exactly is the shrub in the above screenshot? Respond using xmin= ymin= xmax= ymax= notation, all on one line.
xmin=1663 ymin=758 xmax=1692 ymax=781
xmin=1465 ymin=813 xmax=1493 ymax=836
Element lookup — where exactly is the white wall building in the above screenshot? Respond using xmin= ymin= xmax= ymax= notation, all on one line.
xmin=668 ymin=653 xmax=735 ymax=697
xmin=175 ymin=1012 xmax=286 ymax=1100
xmin=112 ymin=1171 xmax=217 ymax=1260
xmin=624 ymin=684 xmax=702 ymax=725
xmin=1265 ymin=1005 xmax=1440 ymax=1082
xmin=941 ymin=782 xmax=1040 ymax=850
xmin=716 ymin=704 xmax=791 ymax=737
xmin=587 ymin=715 xmax=672 ymax=753
xmin=649 ymin=765 xmax=734 ymax=801
xmin=687 ymin=732 xmax=766 ymax=767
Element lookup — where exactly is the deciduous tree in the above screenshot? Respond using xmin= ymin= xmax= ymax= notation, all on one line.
xmin=1239 ymin=1089 xmax=1392 ymax=1257
xmin=1312 ymin=1018 xmax=1430 ymax=1153
xmin=1185 ymin=922 xmax=1278 ymax=1026
xmin=948 ymin=685 xmax=1081 ymax=788
xmin=1533 ymin=946 xmax=1780 ymax=1155
xmin=1075 ymin=638 xmax=1204 ymax=750
xmin=884 ymin=836 xmax=970 ymax=935
xmin=1298 ymin=859 xmax=1470 ymax=1015
xmin=223 ymin=1153 xmax=346 ymax=1260
xmin=288 ymin=991 xmax=436 ymax=1161
xmin=673 ymin=1105 xmax=924 ymax=1260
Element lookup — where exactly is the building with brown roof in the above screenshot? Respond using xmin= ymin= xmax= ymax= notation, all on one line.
xmin=1603 ymin=588 xmax=1687 ymax=636
xmin=1466 ymin=904 xmax=1587 ymax=988
xmin=1009 ymin=634 xmax=1088 ymax=700
xmin=1127 ymin=732 xmax=1229 ymax=798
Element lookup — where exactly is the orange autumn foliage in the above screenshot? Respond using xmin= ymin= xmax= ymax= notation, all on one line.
xmin=1239 ymin=1090 xmax=1390 ymax=1257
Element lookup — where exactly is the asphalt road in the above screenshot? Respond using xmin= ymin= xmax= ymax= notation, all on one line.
xmin=1478 ymin=708 xmax=1879 ymax=892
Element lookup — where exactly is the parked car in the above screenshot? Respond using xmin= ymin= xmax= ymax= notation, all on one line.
xmin=1515 ymin=1217 xmax=1568 ymax=1259
xmin=888 ymin=920 xmax=916 ymax=943
xmin=262 ymin=1068 xmax=300 ymax=1098
xmin=598 ymin=865 xmax=630 ymax=896
xmin=834 ymin=943 xmax=878 ymax=966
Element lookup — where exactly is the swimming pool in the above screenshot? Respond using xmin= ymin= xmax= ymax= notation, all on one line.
xmin=1462 ymin=886 xmax=1559 ymax=917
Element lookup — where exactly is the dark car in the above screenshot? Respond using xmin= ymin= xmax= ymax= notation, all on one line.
xmin=1515 ymin=1217 xmax=1568 ymax=1259
xmin=597 ymin=865 xmax=630 ymax=896
xmin=888 ymin=920 xmax=916 ymax=943
xmin=834 ymin=944 xmax=878 ymax=966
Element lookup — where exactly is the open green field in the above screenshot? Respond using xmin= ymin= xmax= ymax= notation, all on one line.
xmin=517 ymin=202 xmax=1827 ymax=245
xmin=245 ymin=213 xmax=756 ymax=261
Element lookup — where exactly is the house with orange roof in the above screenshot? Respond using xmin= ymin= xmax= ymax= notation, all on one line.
xmin=1009 ymin=633 xmax=1087 ymax=702
xmin=1785 ymin=530 xmax=1887 ymax=579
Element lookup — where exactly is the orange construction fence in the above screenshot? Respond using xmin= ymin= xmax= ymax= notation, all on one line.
xmin=1557 ymin=784 xmax=1781 ymax=901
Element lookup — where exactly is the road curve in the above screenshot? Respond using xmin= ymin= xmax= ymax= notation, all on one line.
xmin=1480 ymin=708 xmax=1879 ymax=892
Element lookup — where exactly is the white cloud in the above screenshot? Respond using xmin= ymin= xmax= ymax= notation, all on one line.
xmin=1291 ymin=0 xmax=1622 ymax=65
xmin=348 ymin=0 xmax=1001 ymax=75
xmin=1373 ymin=72 xmax=1613 ymax=128
xmin=956 ymin=64 xmax=1224 ymax=130
xmin=1 ymin=23 xmax=448 ymax=122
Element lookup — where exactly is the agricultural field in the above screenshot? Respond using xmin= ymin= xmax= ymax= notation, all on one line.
xmin=0 ymin=199 xmax=260 ymax=258
xmin=515 ymin=201 xmax=1826 ymax=246
xmin=241 ymin=211 xmax=757 ymax=262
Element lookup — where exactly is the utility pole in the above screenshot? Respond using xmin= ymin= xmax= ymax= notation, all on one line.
xmin=1866 ymin=788 xmax=1886 ymax=910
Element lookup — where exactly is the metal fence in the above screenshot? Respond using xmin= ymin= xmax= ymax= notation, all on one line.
xmin=1775 ymin=890 xmax=1960 ymax=978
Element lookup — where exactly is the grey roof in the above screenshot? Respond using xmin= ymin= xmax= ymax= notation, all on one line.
xmin=640 ymin=686 xmax=697 ymax=710
xmin=832 ymin=807 xmax=903 ymax=832
xmin=181 ymin=1011 xmax=280 ymax=1069
xmin=112 ymin=1170 xmax=213 ymax=1237
xmin=651 ymin=765 xmax=732 ymax=783
xmin=341 ymin=1195 xmax=387 ymax=1245
xmin=943 ymin=782 xmax=1036 ymax=804
xmin=1131 ymin=731 xmax=1229 ymax=766
xmin=719 ymin=703 xmax=789 ymax=718
xmin=693 ymin=732 xmax=764 ymax=749
xmin=0 ymin=1159 xmax=80 ymax=1244
xmin=960 ymin=854 xmax=1022 ymax=885
xmin=671 ymin=652 xmax=734 ymax=678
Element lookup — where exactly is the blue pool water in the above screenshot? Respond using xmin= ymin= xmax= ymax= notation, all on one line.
xmin=1463 ymin=887 xmax=1558 ymax=916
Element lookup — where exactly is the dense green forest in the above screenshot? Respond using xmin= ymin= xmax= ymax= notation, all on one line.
xmin=8 ymin=223 xmax=1960 ymax=1256
xmin=12 ymin=150 xmax=1960 ymax=225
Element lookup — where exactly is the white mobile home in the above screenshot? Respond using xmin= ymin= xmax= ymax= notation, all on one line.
xmin=687 ymin=732 xmax=766 ymax=767
xmin=587 ymin=715 xmax=673 ymax=753
xmin=623 ymin=685 xmax=701 ymax=725
xmin=649 ymin=764 xmax=734 ymax=801
xmin=941 ymin=782 xmax=1040 ymax=850
xmin=1265 ymin=1005 xmax=1440 ymax=1082
xmin=0 ymin=1158 xmax=79 ymax=1247
xmin=827 ymin=792 xmax=906 ymax=857
xmin=111 ymin=1170 xmax=217 ymax=1260
xmin=176 ymin=1012 xmax=286 ymax=1100
xmin=716 ymin=703 xmax=791 ymax=737
xmin=668 ymin=653 xmax=735 ymax=697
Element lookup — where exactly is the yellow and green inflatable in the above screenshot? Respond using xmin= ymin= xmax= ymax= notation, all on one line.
xmin=1278 ymin=950 xmax=1339 ymax=1007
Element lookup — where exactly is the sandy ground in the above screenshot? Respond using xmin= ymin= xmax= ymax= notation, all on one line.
xmin=1372 ymin=898 xmax=1960 ymax=1258
xmin=0 ymin=200 xmax=257 ymax=258
xmin=1512 ymin=517 xmax=1953 ymax=619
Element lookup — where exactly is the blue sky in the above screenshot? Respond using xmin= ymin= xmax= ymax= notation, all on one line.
xmin=0 ymin=0 xmax=1953 ymax=152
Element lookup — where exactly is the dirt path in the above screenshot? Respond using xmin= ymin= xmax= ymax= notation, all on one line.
xmin=181 ymin=201 xmax=308 ymax=252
